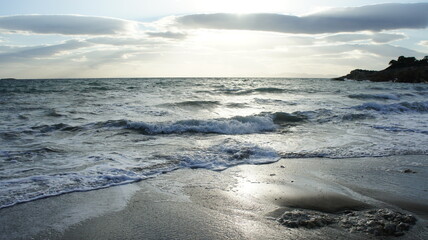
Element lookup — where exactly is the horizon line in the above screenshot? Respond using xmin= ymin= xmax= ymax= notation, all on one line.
xmin=1 ymin=76 xmax=335 ymax=80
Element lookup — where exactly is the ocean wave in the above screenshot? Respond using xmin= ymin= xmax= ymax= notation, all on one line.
xmin=20 ymin=112 xmax=305 ymax=136
xmin=45 ymin=109 xmax=66 ymax=117
xmin=127 ymin=112 xmax=307 ymax=134
xmin=352 ymin=101 xmax=428 ymax=113
xmin=162 ymin=100 xmax=221 ymax=108
xmin=23 ymin=108 xmax=382 ymax=138
xmin=178 ymin=139 xmax=279 ymax=170
xmin=225 ymin=102 xmax=249 ymax=108
xmin=416 ymin=91 xmax=428 ymax=96
xmin=21 ymin=107 xmax=390 ymax=137
xmin=31 ymin=123 xmax=83 ymax=133
xmin=292 ymin=109 xmax=334 ymax=123
xmin=254 ymin=98 xmax=298 ymax=106
xmin=1 ymin=147 xmax=65 ymax=163
xmin=218 ymin=87 xmax=287 ymax=95
xmin=348 ymin=93 xmax=400 ymax=100
xmin=372 ymin=125 xmax=428 ymax=134
xmin=0 ymin=139 xmax=278 ymax=209
xmin=280 ymin=148 xmax=428 ymax=159
xmin=272 ymin=112 xmax=307 ymax=124
xmin=341 ymin=113 xmax=375 ymax=121
xmin=80 ymin=86 xmax=114 ymax=92
xmin=252 ymin=87 xmax=287 ymax=93
xmin=0 ymin=169 xmax=146 ymax=209
xmin=413 ymin=85 xmax=428 ymax=91
xmin=127 ymin=115 xmax=277 ymax=134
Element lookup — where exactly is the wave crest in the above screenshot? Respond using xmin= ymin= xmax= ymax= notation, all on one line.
xmin=348 ymin=93 xmax=400 ymax=100
xmin=352 ymin=101 xmax=428 ymax=113
xmin=127 ymin=115 xmax=276 ymax=134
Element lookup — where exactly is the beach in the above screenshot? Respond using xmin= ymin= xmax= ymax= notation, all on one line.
xmin=2 ymin=1 xmax=428 ymax=239
xmin=1 ymin=78 xmax=428 ymax=239
xmin=2 ymin=155 xmax=427 ymax=240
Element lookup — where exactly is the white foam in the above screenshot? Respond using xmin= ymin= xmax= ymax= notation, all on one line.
xmin=178 ymin=139 xmax=280 ymax=171
xmin=127 ymin=115 xmax=277 ymax=134
xmin=0 ymin=139 xmax=279 ymax=209
xmin=0 ymin=169 xmax=146 ymax=209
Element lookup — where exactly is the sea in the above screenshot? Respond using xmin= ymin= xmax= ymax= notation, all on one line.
xmin=1 ymin=77 xmax=427 ymax=209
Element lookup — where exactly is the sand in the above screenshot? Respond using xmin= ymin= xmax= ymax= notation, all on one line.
xmin=1 ymin=155 xmax=427 ymax=240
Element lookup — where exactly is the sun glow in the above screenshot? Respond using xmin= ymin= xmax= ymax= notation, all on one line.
xmin=216 ymin=0 xmax=275 ymax=14
xmin=182 ymin=0 xmax=297 ymax=14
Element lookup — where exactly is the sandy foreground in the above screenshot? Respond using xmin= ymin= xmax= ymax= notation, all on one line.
xmin=1 ymin=155 xmax=427 ymax=240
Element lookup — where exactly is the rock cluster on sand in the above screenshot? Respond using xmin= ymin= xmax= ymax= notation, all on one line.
xmin=277 ymin=208 xmax=417 ymax=237
xmin=278 ymin=210 xmax=335 ymax=229
xmin=334 ymin=56 xmax=428 ymax=83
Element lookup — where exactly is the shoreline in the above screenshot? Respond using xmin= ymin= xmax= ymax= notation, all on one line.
xmin=1 ymin=155 xmax=427 ymax=239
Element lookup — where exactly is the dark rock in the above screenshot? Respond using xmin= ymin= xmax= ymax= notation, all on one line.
xmin=277 ymin=210 xmax=335 ymax=229
xmin=334 ymin=56 xmax=428 ymax=83
xmin=403 ymin=169 xmax=417 ymax=174
xmin=277 ymin=208 xmax=417 ymax=236
xmin=342 ymin=210 xmax=354 ymax=215
xmin=397 ymin=222 xmax=410 ymax=231
xmin=384 ymin=223 xmax=397 ymax=235
xmin=403 ymin=215 xmax=417 ymax=224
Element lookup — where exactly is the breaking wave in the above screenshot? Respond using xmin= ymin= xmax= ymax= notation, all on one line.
xmin=0 ymin=168 xmax=147 ymax=209
xmin=0 ymin=139 xmax=278 ymax=209
xmin=127 ymin=112 xmax=305 ymax=134
xmin=348 ymin=93 xmax=400 ymax=100
xmin=352 ymin=101 xmax=428 ymax=113
xmin=21 ymin=112 xmax=307 ymax=136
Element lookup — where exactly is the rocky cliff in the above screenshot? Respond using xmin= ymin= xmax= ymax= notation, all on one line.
xmin=334 ymin=56 xmax=428 ymax=83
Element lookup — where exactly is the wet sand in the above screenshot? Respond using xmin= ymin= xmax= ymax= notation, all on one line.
xmin=1 ymin=155 xmax=428 ymax=239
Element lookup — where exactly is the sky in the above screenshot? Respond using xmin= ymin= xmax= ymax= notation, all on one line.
xmin=0 ymin=0 xmax=427 ymax=78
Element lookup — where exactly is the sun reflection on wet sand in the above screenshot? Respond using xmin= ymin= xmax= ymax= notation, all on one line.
xmin=229 ymin=162 xmax=372 ymax=215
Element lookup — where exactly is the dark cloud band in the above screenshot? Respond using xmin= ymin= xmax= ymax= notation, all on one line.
xmin=0 ymin=15 xmax=136 ymax=35
xmin=177 ymin=3 xmax=428 ymax=34
xmin=0 ymin=40 xmax=91 ymax=62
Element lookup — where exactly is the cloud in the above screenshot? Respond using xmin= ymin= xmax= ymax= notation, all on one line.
xmin=176 ymin=3 xmax=428 ymax=34
xmin=86 ymin=37 xmax=156 ymax=46
xmin=419 ymin=40 xmax=428 ymax=46
xmin=0 ymin=45 xmax=14 ymax=53
xmin=146 ymin=31 xmax=187 ymax=39
xmin=273 ymin=43 xmax=425 ymax=60
xmin=322 ymin=33 xmax=406 ymax=44
xmin=0 ymin=40 xmax=92 ymax=61
xmin=351 ymin=44 xmax=424 ymax=58
xmin=0 ymin=15 xmax=138 ymax=35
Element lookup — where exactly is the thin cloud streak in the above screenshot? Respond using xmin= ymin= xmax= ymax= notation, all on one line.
xmin=321 ymin=33 xmax=406 ymax=44
xmin=0 ymin=15 xmax=138 ymax=35
xmin=176 ymin=3 xmax=428 ymax=34
xmin=0 ymin=40 xmax=92 ymax=62
xmin=146 ymin=31 xmax=187 ymax=39
xmin=86 ymin=37 xmax=157 ymax=46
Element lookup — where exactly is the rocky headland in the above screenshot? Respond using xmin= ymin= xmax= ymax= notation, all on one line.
xmin=334 ymin=56 xmax=428 ymax=83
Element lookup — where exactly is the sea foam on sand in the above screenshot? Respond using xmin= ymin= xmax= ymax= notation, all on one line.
xmin=0 ymin=155 xmax=427 ymax=240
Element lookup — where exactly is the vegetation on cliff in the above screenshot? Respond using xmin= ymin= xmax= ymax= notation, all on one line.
xmin=335 ymin=56 xmax=428 ymax=83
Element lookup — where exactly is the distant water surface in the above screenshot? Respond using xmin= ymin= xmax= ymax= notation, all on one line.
xmin=0 ymin=78 xmax=427 ymax=208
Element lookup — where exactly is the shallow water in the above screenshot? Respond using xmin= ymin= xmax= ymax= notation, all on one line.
xmin=0 ymin=78 xmax=427 ymax=208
